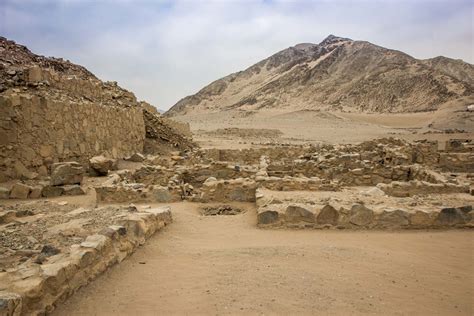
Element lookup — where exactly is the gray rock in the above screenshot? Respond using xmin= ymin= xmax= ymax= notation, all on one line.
xmin=152 ymin=186 xmax=172 ymax=202
xmin=50 ymin=162 xmax=84 ymax=186
xmin=41 ymin=244 xmax=61 ymax=256
xmin=349 ymin=204 xmax=374 ymax=226
xmin=285 ymin=205 xmax=315 ymax=223
xmin=0 ymin=187 xmax=10 ymax=199
xmin=63 ymin=185 xmax=85 ymax=196
xmin=42 ymin=185 xmax=64 ymax=198
xmin=0 ymin=292 xmax=22 ymax=315
xmin=436 ymin=208 xmax=468 ymax=226
xmin=126 ymin=153 xmax=145 ymax=162
xmin=317 ymin=204 xmax=339 ymax=225
xmin=28 ymin=186 xmax=43 ymax=199
xmin=10 ymin=183 xmax=31 ymax=199
xmin=257 ymin=210 xmax=279 ymax=225
xmin=377 ymin=209 xmax=409 ymax=228
xmin=89 ymin=155 xmax=115 ymax=176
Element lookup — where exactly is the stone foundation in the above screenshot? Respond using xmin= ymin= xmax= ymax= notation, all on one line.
xmin=0 ymin=207 xmax=172 ymax=315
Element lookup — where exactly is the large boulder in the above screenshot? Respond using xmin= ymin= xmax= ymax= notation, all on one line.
xmin=257 ymin=210 xmax=280 ymax=225
xmin=63 ymin=185 xmax=85 ymax=196
xmin=285 ymin=205 xmax=315 ymax=223
xmin=436 ymin=208 xmax=469 ymax=226
xmin=89 ymin=155 xmax=115 ymax=176
xmin=28 ymin=185 xmax=44 ymax=199
xmin=376 ymin=209 xmax=409 ymax=228
xmin=317 ymin=204 xmax=339 ymax=225
xmin=349 ymin=204 xmax=374 ymax=227
xmin=42 ymin=185 xmax=64 ymax=197
xmin=50 ymin=162 xmax=84 ymax=186
xmin=409 ymin=211 xmax=434 ymax=227
xmin=9 ymin=182 xmax=32 ymax=199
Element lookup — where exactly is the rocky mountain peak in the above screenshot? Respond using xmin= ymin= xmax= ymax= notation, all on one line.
xmin=319 ymin=34 xmax=352 ymax=46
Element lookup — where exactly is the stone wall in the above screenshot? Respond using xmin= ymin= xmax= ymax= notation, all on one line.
xmin=257 ymin=202 xmax=473 ymax=229
xmin=0 ymin=207 xmax=172 ymax=315
xmin=0 ymin=92 xmax=145 ymax=181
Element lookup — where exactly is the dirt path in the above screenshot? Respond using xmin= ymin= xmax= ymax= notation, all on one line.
xmin=54 ymin=202 xmax=473 ymax=315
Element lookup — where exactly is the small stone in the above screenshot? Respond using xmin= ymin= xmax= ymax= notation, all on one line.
xmin=41 ymin=244 xmax=61 ymax=256
xmin=0 ymin=187 xmax=10 ymax=199
xmin=126 ymin=153 xmax=145 ymax=162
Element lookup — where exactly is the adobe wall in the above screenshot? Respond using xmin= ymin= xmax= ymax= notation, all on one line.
xmin=0 ymin=91 xmax=145 ymax=181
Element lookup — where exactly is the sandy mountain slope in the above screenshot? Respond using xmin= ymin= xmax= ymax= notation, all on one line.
xmin=166 ymin=35 xmax=473 ymax=116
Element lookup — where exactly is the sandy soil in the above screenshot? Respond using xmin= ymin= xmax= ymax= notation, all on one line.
xmin=54 ymin=202 xmax=473 ymax=315
xmin=172 ymin=109 xmax=473 ymax=149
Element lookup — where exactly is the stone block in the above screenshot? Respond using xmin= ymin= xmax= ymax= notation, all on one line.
xmin=28 ymin=186 xmax=44 ymax=199
xmin=63 ymin=185 xmax=85 ymax=196
xmin=0 ymin=187 xmax=10 ymax=199
xmin=89 ymin=155 xmax=115 ymax=176
xmin=9 ymin=183 xmax=31 ymax=199
xmin=436 ymin=208 xmax=468 ymax=226
xmin=376 ymin=209 xmax=409 ymax=228
xmin=42 ymin=185 xmax=64 ymax=198
xmin=50 ymin=162 xmax=84 ymax=186
xmin=317 ymin=204 xmax=339 ymax=225
xmin=285 ymin=205 xmax=315 ymax=223
xmin=257 ymin=210 xmax=280 ymax=225
xmin=349 ymin=204 xmax=374 ymax=227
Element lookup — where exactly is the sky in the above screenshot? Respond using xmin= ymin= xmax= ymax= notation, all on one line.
xmin=1 ymin=0 xmax=473 ymax=110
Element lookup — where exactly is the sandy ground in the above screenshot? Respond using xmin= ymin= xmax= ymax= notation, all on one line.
xmin=172 ymin=109 xmax=473 ymax=149
xmin=54 ymin=202 xmax=474 ymax=316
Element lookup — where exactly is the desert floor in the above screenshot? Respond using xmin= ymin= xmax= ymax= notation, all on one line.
xmin=53 ymin=201 xmax=473 ymax=316
xmin=172 ymin=109 xmax=473 ymax=149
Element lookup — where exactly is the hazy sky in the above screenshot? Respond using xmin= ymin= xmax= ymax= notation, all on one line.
xmin=1 ymin=0 xmax=473 ymax=110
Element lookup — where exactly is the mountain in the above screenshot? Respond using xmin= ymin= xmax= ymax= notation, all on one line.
xmin=166 ymin=35 xmax=474 ymax=116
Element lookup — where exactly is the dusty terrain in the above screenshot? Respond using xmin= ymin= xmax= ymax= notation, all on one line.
xmin=172 ymin=108 xmax=474 ymax=149
xmin=54 ymin=202 xmax=473 ymax=316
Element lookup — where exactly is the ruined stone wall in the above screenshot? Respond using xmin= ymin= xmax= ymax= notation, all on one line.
xmin=201 ymin=147 xmax=308 ymax=164
xmin=0 ymin=92 xmax=145 ymax=181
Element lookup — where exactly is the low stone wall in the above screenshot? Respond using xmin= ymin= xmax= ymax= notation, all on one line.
xmin=0 ymin=92 xmax=145 ymax=182
xmin=257 ymin=203 xmax=473 ymax=230
xmin=0 ymin=207 xmax=172 ymax=315
xmin=258 ymin=176 xmax=339 ymax=191
xmin=198 ymin=178 xmax=257 ymax=202
xmin=95 ymin=184 xmax=182 ymax=204
xmin=202 ymin=147 xmax=308 ymax=164
xmin=378 ymin=180 xmax=470 ymax=197
xmin=438 ymin=153 xmax=474 ymax=173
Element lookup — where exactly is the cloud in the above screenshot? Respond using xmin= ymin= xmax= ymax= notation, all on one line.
xmin=1 ymin=0 xmax=472 ymax=110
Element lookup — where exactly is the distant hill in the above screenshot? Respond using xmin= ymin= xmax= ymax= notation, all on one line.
xmin=166 ymin=35 xmax=474 ymax=116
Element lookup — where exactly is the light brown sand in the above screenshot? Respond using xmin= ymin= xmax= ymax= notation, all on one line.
xmin=172 ymin=109 xmax=473 ymax=148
